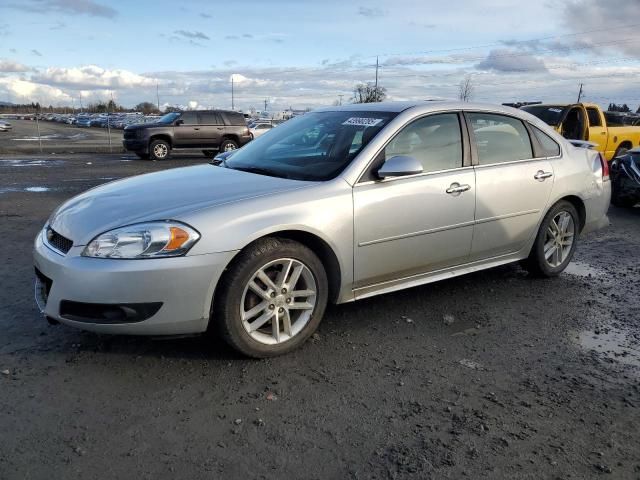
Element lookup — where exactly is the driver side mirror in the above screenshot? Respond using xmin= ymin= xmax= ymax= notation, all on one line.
xmin=377 ymin=155 xmax=423 ymax=179
xmin=175 ymin=119 xmax=184 ymax=126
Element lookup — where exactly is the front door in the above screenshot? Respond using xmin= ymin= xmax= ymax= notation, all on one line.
xmin=466 ymin=112 xmax=555 ymax=260
xmin=353 ymin=112 xmax=476 ymax=288
xmin=173 ymin=111 xmax=199 ymax=147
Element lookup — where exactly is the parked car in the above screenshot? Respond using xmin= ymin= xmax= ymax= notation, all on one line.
xmin=0 ymin=121 xmax=12 ymax=132
xmin=610 ymin=147 xmax=640 ymax=207
xmin=521 ymin=103 xmax=640 ymax=161
xmin=76 ymin=117 xmax=92 ymax=128
xmin=123 ymin=110 xmax=251 ymax=160
xmin=249 ymin=122 xmax=274 ymax=139
xmin=33 ymin=101 xmax=610 ymax=357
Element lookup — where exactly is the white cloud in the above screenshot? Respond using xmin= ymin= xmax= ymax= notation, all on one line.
xmin=32 ymin=65 xmax=156 ymax=90
xmin=0 ymin=59 xmax=31 ymax=73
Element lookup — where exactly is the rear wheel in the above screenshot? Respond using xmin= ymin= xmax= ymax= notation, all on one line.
xmin=524 ymin=200 xmax=579 ymax=277
xmin=611 ymin=177 xmax=637 ymax=207
xmin=213 ymin=237 xmax=328 ymax=358
xmin=219 ymin=138 xmax=239 ymax=153
xmin=149 ymin=139 xmax=170 ymax=160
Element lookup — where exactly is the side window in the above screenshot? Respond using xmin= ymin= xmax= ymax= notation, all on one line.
xmin=531 ymin=125 xmax=561 ymax=157
xmin=198 ymin=112 xmax=222 ymax=125
xmin=468 ymin=113 xmax=533 ymax=164
xmin=587 ymin=108 xmax=602 ymax=127
xmin=180 ymin=112 xmax=198 ymax=125
xmin=384 ymin=113 xmax=463 ymax=173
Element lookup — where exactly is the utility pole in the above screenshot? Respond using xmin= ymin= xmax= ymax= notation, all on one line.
xmin=577 ymin=83 xmax=584 ymax=103
xmin=231 ymin=76 xmax=235 ymax=110
xmin=338 ymin=94 xmax=344 ymax=106
xmin=79 ymin=91 xmax=83 ymax=113
xmin=374 ymin=56 xmax=379 ymax=89
xmin=107 ymin=91 xmax=113 ymax=153
xmin=264 ymin=98 xmax=268 ymax=112
xmin=156 ymin=82 xmax=160 ymax=112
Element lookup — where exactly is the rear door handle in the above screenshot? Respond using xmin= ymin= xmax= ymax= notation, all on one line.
xmin=446 ymin=183 xmax=471 ymax=195
xmin=534 ymin=170 xmax=553 ymax=181
xmin=194 ymin=127 xmax=200 ymax=130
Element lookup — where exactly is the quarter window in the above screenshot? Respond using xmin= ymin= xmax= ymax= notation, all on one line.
xmin=468 ymin=113 xmax=533 ymax=164
xmin=531 ymin=125 xmax=561 ymax=157
xmin=384 ymin=113 xmax=463 ymax=173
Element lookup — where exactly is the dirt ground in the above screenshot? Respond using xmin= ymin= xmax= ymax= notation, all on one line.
xmin=0 ymin=153 xmax=639 ymax=479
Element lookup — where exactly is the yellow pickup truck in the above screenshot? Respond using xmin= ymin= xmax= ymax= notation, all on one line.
xmin=521 ymin=103 xmax=640 ymax=161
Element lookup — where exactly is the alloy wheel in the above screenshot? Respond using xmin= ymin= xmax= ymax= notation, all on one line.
xmin=544 ymin=211 xmax=575 ymax=267
xmin=153 ymin=143 xmax=168 ymax=158
xmin=240 ymin=258 xmax=317 ymax=345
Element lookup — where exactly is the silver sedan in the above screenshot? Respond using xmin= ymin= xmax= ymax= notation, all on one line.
xmin=33 ymin=101 xmax=611 ymax=357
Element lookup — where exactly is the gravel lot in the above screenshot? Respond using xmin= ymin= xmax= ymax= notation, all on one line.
xmin=0 ymin=120 xmax=125 ymax=154
xmin=0 ymin=153 xmax=639 ymax=479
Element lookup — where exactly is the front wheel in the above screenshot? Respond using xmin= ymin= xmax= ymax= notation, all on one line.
xmin=213 ymin=237 xmax=328 ymax=358
xmin=524 ymin=200 xmax=579 ymax=277
xmin=149 ymin=139 xmax=170 ymax=160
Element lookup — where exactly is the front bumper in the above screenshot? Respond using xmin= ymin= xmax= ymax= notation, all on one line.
xmin=122 ymin=139 xmax=148 ymax=153
xmin=33 ymin=231 xmax=237 ymax=335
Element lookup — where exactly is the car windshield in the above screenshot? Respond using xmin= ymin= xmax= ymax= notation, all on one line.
xmin=520 ymin=105 xmax=567 ymax=126
xmin=156 ymin=112 xmax=181 ymax=124
xmin=223 ymin=110 xmax=396 ymax=181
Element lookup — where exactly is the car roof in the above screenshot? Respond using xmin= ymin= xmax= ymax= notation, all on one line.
xmin=314 ymin=100 xmax=525 ymax=116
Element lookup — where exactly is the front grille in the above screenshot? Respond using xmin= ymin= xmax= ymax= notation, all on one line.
xmin=45 ymin=227 xmax=73 ymax=254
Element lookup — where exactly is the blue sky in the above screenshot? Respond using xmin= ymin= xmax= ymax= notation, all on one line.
xmin=1 ymin=0 xmax=639 ymax=111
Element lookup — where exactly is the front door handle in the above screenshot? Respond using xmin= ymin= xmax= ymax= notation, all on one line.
xmin=194 ymin=127 xmax=200 ymax=130
xmin=534 ymin=170 xmax=553 ymax=181
xmin=446 ymin=183 xmax=471 ymax=195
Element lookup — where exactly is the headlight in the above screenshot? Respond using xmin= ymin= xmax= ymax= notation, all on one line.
xmin=82 ymin=221 xmax=200 ymax=259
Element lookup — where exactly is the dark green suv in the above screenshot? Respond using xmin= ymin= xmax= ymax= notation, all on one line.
xmin=123 ymin=110 xmax=252 ymax=160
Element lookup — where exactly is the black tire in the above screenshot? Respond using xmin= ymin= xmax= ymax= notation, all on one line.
xmin=135 ymin=152 xmax=150 ymax=160
xmin=524 ymin=200 xmax=579 ymax=277
xmin=219 ymin=138 xmax=239 ymax=153
xmin=213 ymin=237 xmax=328 ymax=358
xmin=613 ymin=146 xmax=629 ymax=159
xmin=611 ymin=179 xmax=637 ymax=208
xmin=202 ymin=150 xmax=215 ymax=157
xmin=149 ymin=139 xmax=170 ymax=160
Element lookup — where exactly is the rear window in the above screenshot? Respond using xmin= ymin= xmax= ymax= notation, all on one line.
xmin=521 ymin=105 xmax=567 ymax=126
xmin=586 ymin=108 xmax=602 ymax=127
xmin=198 ymin=112 xmax=223 ymax=125
xmin=468 ymin=113 xmax=533 ymax=164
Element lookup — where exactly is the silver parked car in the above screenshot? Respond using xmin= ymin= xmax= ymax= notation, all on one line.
xmin=33 ymin=101 xmax=610 ymax=357
xmin=0 ymin=120 xmax=12 ymax=132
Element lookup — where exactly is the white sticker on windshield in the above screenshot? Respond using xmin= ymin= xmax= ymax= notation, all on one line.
xmin=342 ymin=117 xmax=384 ymax=127
xmin=549 ymin=108 xmax=563 ymax=113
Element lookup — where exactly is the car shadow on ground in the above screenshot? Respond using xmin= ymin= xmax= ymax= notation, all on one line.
xmin=24 ymin=262 xmax=569 ymax=362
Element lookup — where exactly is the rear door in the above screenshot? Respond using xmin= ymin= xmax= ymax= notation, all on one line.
xmin=467 ymin=112 xmax=555 ymax=261
xmin=173 ymin=112 xmax=199 ymax=147
xmin=197 ymin=112 xmax=223 ymax=148
xmin=586 ymin=106 xmax=608 ymax=155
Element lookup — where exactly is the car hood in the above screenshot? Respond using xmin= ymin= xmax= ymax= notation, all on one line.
xmin=49 ymin=164 xmax=312 ymax=245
